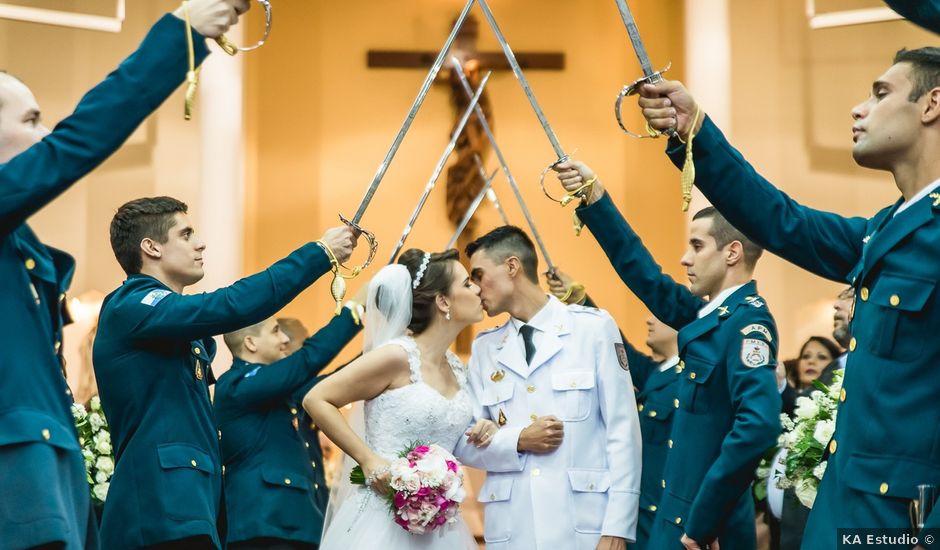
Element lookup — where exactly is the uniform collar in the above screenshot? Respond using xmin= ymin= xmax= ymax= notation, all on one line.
xmin=894 ymin=177 xmax=940 ymax=217
xmin=698 ymin=283 xmax=747 ymax=319
xmin=509 ymin=294 xmax=557 ymax=334
xmin=658 ymin=355 xmax=680 ymax=372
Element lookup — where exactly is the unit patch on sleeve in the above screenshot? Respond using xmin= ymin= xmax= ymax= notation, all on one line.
xmin=614 ymin=342 xmax=629 ymax=371
xmin=140 ymin=289 xmax=171 ymax=307
xmin=741 ymin=338 xmax=771 ymax=368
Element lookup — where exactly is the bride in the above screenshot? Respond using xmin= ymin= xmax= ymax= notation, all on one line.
xmin=303 ymin=248 xmax=496 ymax=549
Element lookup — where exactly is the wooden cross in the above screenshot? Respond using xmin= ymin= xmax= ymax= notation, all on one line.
xmin=367 ymin=14 xmax=564 ymax=72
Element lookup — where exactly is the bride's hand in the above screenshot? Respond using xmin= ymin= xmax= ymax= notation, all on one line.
xmin=466 ymin=419 xmax=499 ymax=448
xmin=362 ymin=457 xmax=392 ymax=495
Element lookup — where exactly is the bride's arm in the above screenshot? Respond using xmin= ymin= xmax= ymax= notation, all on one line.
xmin=302 ymin=344 xmax=411 ymax=484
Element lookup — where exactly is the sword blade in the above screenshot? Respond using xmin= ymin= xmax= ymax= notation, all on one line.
xmin=471 ymin=153 xmax=509 ymax=224
xmin=348 ymin=0 xmax=476 ymax=224
xmin=476 ymin=0 xmax=566 ymax=161
xmin=451 ymin=57 xmax=556 ymax=273
xmin=388 ymin=71 xmax=492 ymax=264
xmin=614 ymin=0 xmax=656 ymax=77
xmin=445 ymin=166 xmax=499 ymax=250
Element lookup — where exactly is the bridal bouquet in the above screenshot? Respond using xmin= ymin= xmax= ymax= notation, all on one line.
xmin=72 ymin=395 xmax=115 ymax=504
xmin=768 ymin=369 xmax=845 ymax=508
xmin=351 ymin=442 xmax=466 ymax=534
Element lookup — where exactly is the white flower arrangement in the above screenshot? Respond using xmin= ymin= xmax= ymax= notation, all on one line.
xmin=758 ymin=370 xmax=844 ymax=509
xmin=72 ymin=395 xmax=114 ymax=505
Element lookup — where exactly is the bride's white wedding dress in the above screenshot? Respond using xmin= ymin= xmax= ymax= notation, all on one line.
xmin=319 ymin=336 xmax=478 ymax=550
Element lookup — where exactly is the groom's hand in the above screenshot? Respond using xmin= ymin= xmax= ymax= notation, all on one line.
xmin=596 ymin=536 xmax=627 ymax=550
xmin=517 ymin=415 xmax=564 ymax=454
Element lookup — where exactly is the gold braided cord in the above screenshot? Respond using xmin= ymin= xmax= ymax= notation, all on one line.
xmin=182 ymin=2 xmax=201 ymax=121
xmin=679 ymin=106 xmax=703 ymax=212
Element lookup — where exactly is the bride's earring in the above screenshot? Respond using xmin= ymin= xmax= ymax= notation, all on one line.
xmin=445 ymin=310 xmax=451 ymax=321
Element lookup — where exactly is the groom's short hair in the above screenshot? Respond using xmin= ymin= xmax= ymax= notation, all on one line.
xmin=465 ymin=225 xmax=539 ymax=284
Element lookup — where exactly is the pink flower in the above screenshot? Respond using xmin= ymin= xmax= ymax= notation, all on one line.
xmin=446 ymin=460 xmax=458 ymax=472
xmin=414 ymin=445 xmax=430 ymax=454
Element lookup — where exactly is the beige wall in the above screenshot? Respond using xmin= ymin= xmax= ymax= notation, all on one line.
xmin=718 ymin=1 xmax=934 ymax=359
xmin=244 ymin=0 xmax=688 ymax=369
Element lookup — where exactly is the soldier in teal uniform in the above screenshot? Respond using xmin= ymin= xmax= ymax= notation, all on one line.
xmin=93 ymin=196 xmax=357 ymax=549
xmin=0 ymin=2 xmax=245 ymax=548
xmin=637 ymin=47 xmax=940 ymax=549
xmin=546 ymin=270 xmax=682 ymax=549
xmin=216 ymin=294 xmax=365 ymax=550
xmin=553 ymin=161 xmax=781 ymax=549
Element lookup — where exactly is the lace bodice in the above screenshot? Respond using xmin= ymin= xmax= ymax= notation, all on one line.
xmin=363 ymin=336 xmax=473 ymax=459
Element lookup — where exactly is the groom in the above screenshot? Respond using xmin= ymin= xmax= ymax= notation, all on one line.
xmin=455 ymin=226 xmax=642 ymax=550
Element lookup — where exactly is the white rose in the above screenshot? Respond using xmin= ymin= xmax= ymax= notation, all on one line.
xmin=95 ymin=471 xmax=108 ymax=484
xmin=93 ymin=482 xmax=110 ymax=502
xmin=813 ymin=460 xmax=828 ymax=480
xmin=88 ymin=412 xmax=105 ymax=431
xmin=90 ymin=395 xmax=102 ymax=411
xmin=415 ymin=454 xmax=448 ymax=486
xmin=794 ymin=478 xmax=817 ymax=508
xmin=813 ymin=420 xmax=835 ymax=446
xmin=794 ymin=397 xmax=819 ymax=420
xmin=96 ymin=456 xmax=115 ymax=477
xmin=71 ymin=403 xmax=87 ymax=419
xmin=93 ymin=431 xmax=111 ymax=455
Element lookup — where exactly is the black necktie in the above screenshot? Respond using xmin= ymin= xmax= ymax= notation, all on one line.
xmin=519 ymin=324 xmax=536 ymax=365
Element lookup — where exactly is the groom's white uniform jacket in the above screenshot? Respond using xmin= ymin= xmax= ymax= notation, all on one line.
xmin=456 ymin=296 xmax=642 ymax=549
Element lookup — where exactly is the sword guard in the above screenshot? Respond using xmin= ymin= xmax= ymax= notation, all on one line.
xmin=614 ymin=63 xmax=676 ymax=139
xmin=539 ymin=155 xmax=574 ymax=206
xmin=337 ymin=213 xmax=378 ymax=276
xmin=215 ymin=0 xmax=272 ymax=55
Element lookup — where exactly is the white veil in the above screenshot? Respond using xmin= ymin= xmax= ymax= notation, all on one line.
xmin=322 ymin=263 xmax=414 ymax=535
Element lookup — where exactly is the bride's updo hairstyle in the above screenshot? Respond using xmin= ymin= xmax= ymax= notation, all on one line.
xmin=398 ymin=248 xmax=460 ymax=334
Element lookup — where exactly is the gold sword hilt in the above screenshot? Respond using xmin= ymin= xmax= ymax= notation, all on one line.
xmin=327 ymin=214 xmax=378 ymax=314
xmin=614 ymin=62 xmax=676 ymax=139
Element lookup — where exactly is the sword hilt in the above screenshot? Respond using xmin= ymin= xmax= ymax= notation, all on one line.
xmin=327 ymin=214 xmax=378 ymax=314
xmin=214 ymin=0 xmax=272 ymax=55
xmin=614 ymin=63 xmax=676 ymax=139
xmin=539 ymin=154 xmax=592 ymax=208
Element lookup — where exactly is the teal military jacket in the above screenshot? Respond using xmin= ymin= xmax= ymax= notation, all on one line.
xmin=624 ymin=339 xmax=681 ymax=549
xmin=93 ymin=243 xmax=331 ymax=549
xmin=0 ymin=14 xmax=209 ymax=550
xmin=214 ymin=308 xmax=360 ymax=545
xmin=577 ymin=194 xmax=781 ymax=548
xmin=666 ymin=117 xmax=940 ymax=548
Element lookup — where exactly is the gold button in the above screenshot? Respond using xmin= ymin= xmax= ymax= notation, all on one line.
xmin=58 ymin=293 xmax=66 ymax=302
xmin=41 ymin=428 xmax=50 ymax=440
xmin=314 ymin=483 xmax=319 ymax=490
xmin=311 ymin=461 xmax=316 ymax=469
xmin=25 ymin=258 xmax=36 ymax=270
xmin=54 ymin=340 xmax=61 ymax=352
xmin=291 ymin=407 xmax=298 ymax=415
xmin=679 ymin=360 xmax=685 ymax=368
xmin=193 ymin=347 xmax=201 ymax=355
xmin=305 ymin=442 xmax=311 ymax=449
xmin=849 ymin=338 xmax=857 ymax=352
xmin=569 ymin=381 xmax=577 ymax=388
xmin=690 ymin=372 xmax=697 ymax=380
xmin=662 ymin=479 xmax=666 ymax=489
xmin=490 ymin=493 xmax=497 ymax=501
xmin=860 ymin=287 xmax=869 ymax=301
xmin=588 ymin=483 xmax=595 ymax=490
xmin=668 ymin=439 xmax=673 ymax=448
xmin=530 ymin=414 xmax=538 ymax=422
xmin=674 ymin=398 xmax=680 ymax=408
xmin=638 ymin=404 xmax=645 ymax=412
xmin=840 ymin=388 xmax=846 ymax=402
xmin=191 ymin=459 xmax=198 ymax=467
xmin=829 ymin=440 xmax=837 ymax=454
xmin=527 ymin=385 xmax=536 ymax=393
xmin=65 ymin=388 xmax=71 ymax=396
xmin=222 ymin=465 xmax=226 ymax=475
xmin=284 ymin=478 xmax=291 ymax=485
xmin=532 ymin=468 xmax=541 ymax=477
xmin=649 ymin=505 xmax=657 ymax=512
xmin=675 ymin=517 xmax=682 ymax=525
xmin=890 ymin=294 xmax=900 ymax=307
xmin=217 ymin=430 xmax=222 ymax=440
xmin=879 ymin=482 xmax=889 ymax=494
xmin=649 ymin=411 xmax=657 ymax=418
